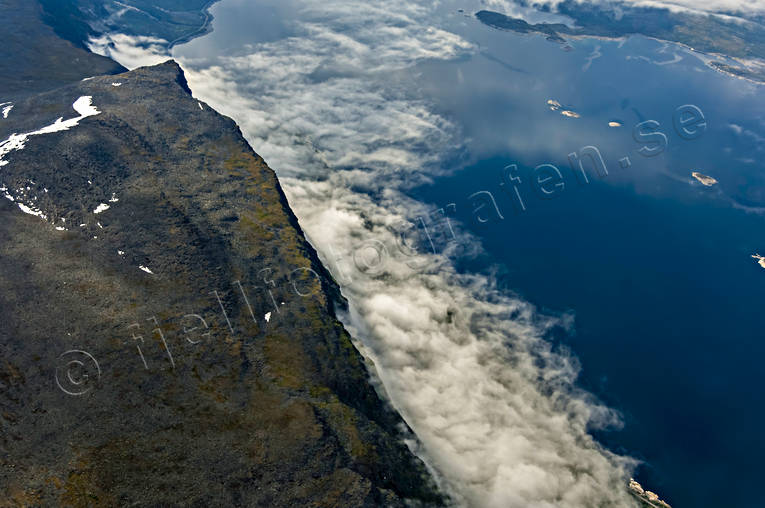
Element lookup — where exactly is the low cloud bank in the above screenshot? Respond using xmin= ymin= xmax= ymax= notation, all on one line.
xmin=88 ymin=33 xmax=170 ymax=70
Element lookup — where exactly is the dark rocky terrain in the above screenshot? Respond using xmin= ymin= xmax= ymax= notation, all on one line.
xmin=0 ymin=2 xmax=444 ymax=507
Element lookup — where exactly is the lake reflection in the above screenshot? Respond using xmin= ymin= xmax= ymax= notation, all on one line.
xmin=175 ymin=3 xmax=765 ymax=506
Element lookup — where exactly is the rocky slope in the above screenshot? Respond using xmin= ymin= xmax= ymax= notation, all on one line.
xmin=0 ymin=10 xmax=444 ymax=506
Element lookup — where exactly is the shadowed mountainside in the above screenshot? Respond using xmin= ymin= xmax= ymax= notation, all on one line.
xmin=37 ymin=0 xmax=220 ymax=49
xmin=0 ymin=0 xmax=126 ymax=97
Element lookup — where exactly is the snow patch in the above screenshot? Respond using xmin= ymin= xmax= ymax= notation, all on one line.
xmin=0 ymin=96 xmax=102 ymax=168
xmin=0 ymin=134 xmax=29 ymax=167
xmin=16 ymin=202 xmax=46 ymax=219
xmin=93 ymin=203 xmax=110 ymax=214
xmin=111 ymin=82 xmax=123 ymax=87
xmin=1 ymin=104 xmax=12 ymax=119
xmin=138 ymin=265 xmax=154 ymax=274
xmin=264 ymin=312 xmax=271 ymax=323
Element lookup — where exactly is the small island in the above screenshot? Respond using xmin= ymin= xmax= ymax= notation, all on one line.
xmin=752 ymin=254 xmax=765 ymax=269
xmin=692 ymin=171 xmax=718 ymax=186
xmin=547 ymin=99 xmax=580 ymax=118
xmin=629 ymin=478 xmax=672 ymax=508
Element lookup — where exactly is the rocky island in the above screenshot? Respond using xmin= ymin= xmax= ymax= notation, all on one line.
xmin=692 ymin=171 xmax=718 ymax=186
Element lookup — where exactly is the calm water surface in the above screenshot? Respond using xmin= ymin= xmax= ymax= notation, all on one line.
xmin=176 ymin=3 xmax=765 ymax=506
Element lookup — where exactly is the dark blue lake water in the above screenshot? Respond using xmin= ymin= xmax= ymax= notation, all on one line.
xmin=175 ymin=3 xmax=765 ymax=505
xmin=410 ymin=19 xmax=765 ymax=508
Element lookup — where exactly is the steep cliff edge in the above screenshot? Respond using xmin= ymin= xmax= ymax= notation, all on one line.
xmin=0 ymin=60 xmax=443 ymax=506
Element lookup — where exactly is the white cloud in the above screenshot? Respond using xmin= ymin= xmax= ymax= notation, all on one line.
xmin=623 ymin=0 xmax=765 ymax=15
xmin=88 ymin=33 xmax=170 ymax=70
xmin=490 ymin=0 xmax=765 ymax=17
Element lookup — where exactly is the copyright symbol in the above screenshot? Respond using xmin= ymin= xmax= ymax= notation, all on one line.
xmin=55 ymin=350 xmax=101 ymax=396
xmin=352 ymin=239 xmax=389 ymax=277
